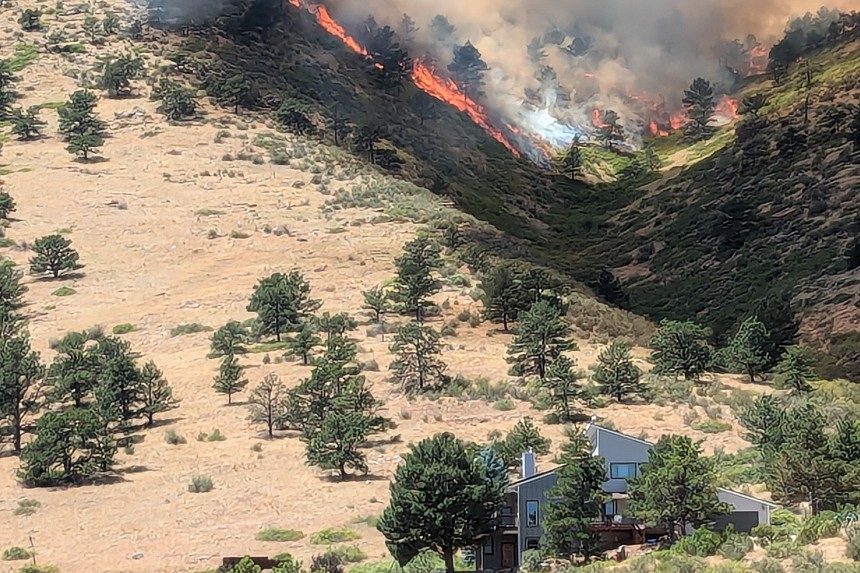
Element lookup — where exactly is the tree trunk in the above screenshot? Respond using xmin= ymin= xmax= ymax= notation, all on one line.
xmin=443 ymin=548 xmax=455 ymax=573
xmin=227 ymin=392 xmax=232 ymax=405
xmin=147 ymin=411 xmax=154 ymax=427
xmin=747 ymin=364 xmax=755 ymax=384
xmin=13 ymin=424 xmax=21 ymax=453
xmin=339 ymin=461 xmax=346 ymax=481
xmin=502 ymin=314 xmax=508 ymax=331
xmin=415 ymin=304 xmax=421 ymax=322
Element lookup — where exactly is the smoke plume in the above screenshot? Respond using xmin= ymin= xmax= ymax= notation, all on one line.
xmin=327 ymin=0 xmax=854 ymax=149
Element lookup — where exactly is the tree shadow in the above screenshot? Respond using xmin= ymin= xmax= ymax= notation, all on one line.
xmin=32 ymin=271 xmax=87 ymax=283
xmin=115 ymin=464 xmax=152 ymax=475
xmin=144 ymin=416 xmax=186 ymax=429
xmin=73 ymin=156 xmax=110 ymax=164
xmin=319 ymin=473 xmax=390 ymax=483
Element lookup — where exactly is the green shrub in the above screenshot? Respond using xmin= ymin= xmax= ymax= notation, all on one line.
xmin=170 ymin=323 xmax=213 ymax=337
xmin=791 ymin=551 xmax=827 ymax=573
xmin=766 ymin=540 xmax=803 ymax=560
xmin=188 ymin=475 xmax=213 ymax=493
xmin=351 ymin=515 xmax=380 ymax=528
xmin=255 ymin=528 xmax=305 ymax=542
xmin=798 ymin=512 xmax=841 ymax=544
xmin=673 ymin=528 xmax=723 ymax=557
xmin=18 ymin=565 xmax=59 ymax=573
xmin=520 ymin=549 xmax=544 ymax=573
xmin=272 ymin=553 xmax=303 ymax=573
xmin=325 ymin=544 xmax=366 ymax=563
xmin=51 ymin=287 xmax=76 ymax=297
xmin=718 ymin=533 xmax=754 ymax=561
xmin=493 ymin=398 xmax=516 ymax=411
xmin=165 ymin=429 xmax=187 ymax=445
xmin=2 ymin=547 xmax=32 ymax=560
xmin=310 ymin=527 xmax=360 ymax=545
xmin=847 ymin=533 xmax=860 ymax=561
xmin=14 ymin=499 xmax=40 ymax=516
xmin=750 ymin=525 xmax=792 ymax=547
xmin=197 ymin=429 xmax=226 ymax=442
xmin=691 ymin=419 xmax=732 ymax=434
xmin=750 ymin=559 xmax=784 ymax=573
xmin=770 ymin=508 xmax=800 ymax=528
xmin=112 ymin=323 xmax=137 ymax=334
xmin=704 ymin=563 xmax=750 ymax=573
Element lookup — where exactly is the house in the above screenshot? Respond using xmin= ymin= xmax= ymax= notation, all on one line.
xmin=476 ymin=423 xmax=776 ymax=571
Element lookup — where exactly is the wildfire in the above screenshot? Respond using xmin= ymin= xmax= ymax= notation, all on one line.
xmin=649 ymin=120 xmax=669 ymax=137
xmin=715 ymin=94 xmax=740 ymax=119
xmin=290 ymin=0 xmax=520 ymax=157
xmin=747 ymin=44 xmax=770 ymax=76
xmin=591 ymin=108 xmax=607 ymax=128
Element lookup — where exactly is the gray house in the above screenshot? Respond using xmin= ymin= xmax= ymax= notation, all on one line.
xmin=476 ymin=423 xmax=776 ymax=571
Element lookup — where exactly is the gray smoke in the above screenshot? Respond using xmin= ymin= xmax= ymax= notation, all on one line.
xmin=328 ymin=0 xmax=853 ymax=148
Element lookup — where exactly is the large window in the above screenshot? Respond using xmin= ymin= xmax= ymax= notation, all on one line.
xmin=483 ymin=537 xmax=494 ymax=555
xmin=603 ymin=500 xmax=616 ymax=516
xmin=525 ymin=500 xmax=539 ymax=527
xmin=610 ymin=463 xmax=638 ymax=479
xmin=526 ymin=539 xmax=540 ymax=550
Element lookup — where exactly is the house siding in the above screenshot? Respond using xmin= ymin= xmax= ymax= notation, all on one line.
xmin=717 ymin=488 xmax=772 ymax=531
xmin=591 ymin=429 xmax=651 ymax=494
xmin=516 ymin=472 xmax=558 ymax=554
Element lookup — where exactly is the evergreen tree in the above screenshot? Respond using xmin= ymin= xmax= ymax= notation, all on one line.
xmin=18 ymin=407 xmax=116 ymax=486
xmin=353 ymin=119 xmax=387 ymax=164
xmin=218 ymin=74 xmax=255 ymax=114
xmin=286 ymin=322 xmax=322 ymax=365
xmin=739 ymin=93 xmax=768 ymax=117
xmin=18 ymin=9 xmax=43 ymax=31
xmin=247 ymin=270 xmax=321 ymax=342
xmin=82 ymin=15 xmax=101 ymax=43
xmin=541 ymin=430 xmax=607 ymax=561
xmin=98 ymin=54 xmax=145 ymax=97
xmin=362 ymin=285 xmax=390 ymax=323
xmin=593 ymin=341 xmax=642 ymax=402
xmin=774 ymin=345 xmax=816 ymax=394
xmin=430 ymin=15 xmax=456 ymax=40
xmin=67 ymin=131 xmax=104 ymax=160
xmin=151 ymin=78 xmax=198 ymax=120
xmin=389 ymin=322 xmax=448 ymax=395
xmin=367 ymin=26 xmax=412 ymax=92
xmin=737 ymin=394 xmax=787 ymax=451
xmin=393 ymin=236 xmax=442 ymax=321
xmin=46 ymin=331 xmax=97 ymax=407
xmin=599 ymin=110 xmax=625 ymax=151
xmin=0 ymin=262 xmax=27 ymax=313
xmin=0 ymin=191 xmax=16 ymax=219
xmin=411 ymin=91 xmax=439 ymax=126
xmin=275 ymin=97 xmax=314 ymax=135
xmin=138 ymin=360 xmax=179 ymax=427
xmin=209 ymin=320 xmax=248 ymax=358
xmin=91 ymin=337 xmax=145 ymax=430
xmin=507 ymin=300 xmax=575 ymax=380
xmin=248 ymin=372 xmax=287 ymax=439
xmin=9 ymin=106 xmax=46 ymax=140
xmin=543 ymin=355 xmax=580 ymax=422
xmin=722 ymin=316 xmax=770 ymax=383
xmin=497 ymin=417 xmax=551 ymax=469
xmin=377 ymin=432 xmax=506 ymax=573
xmin=29 ymin=234 xmax=82 ymax=278
xmin=303 ymin=411 xmax=373 ymax=479
xmin=213 ymin=354 xmax=247 ymax=405
xmin=0 ymin=334 xmax=45 ymax=453
xmin=480 ymin=264 xmax=526 ymax=331
xmin=682 ymin=77 xmax=716 ymax=141
xmin=314 ymin=312 xmax=358 ymax=341
xmin=557 ymin=139 xmax=584 ymax=179
xmin=57 ymin=90 xmax=107 ymax=140
xmin=629 ymin=435 xmax=730 ymax=540
xmin=447 ymin=42 xmax=489 ymax=101
xmin=474 ymin=445 xmax=509 ymax=490
xmin=649 ymin=319 xmax=712 ymax=381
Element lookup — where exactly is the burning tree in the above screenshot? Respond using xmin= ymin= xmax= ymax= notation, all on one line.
xmin=447 ymin=42 xmax=488 ymax=101
xmin=430 ymin=14 xmax=455 ymax=41
xmin=682 ymin=77 xmax=716 ymax=141
xmin=556 ymin=137 xmax=584 ymax=180
xmin=598 ymin=110 xmax=625 ymax=151
xmin=367 ymin=26 xmax=412 ymax=93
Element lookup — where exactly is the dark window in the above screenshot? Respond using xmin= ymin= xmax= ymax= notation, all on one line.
xmin=526 ymin=539 xmax=540 ymax=550
xmin=610 ymin=463 xmax=638 ymax=479
xmin=603 ymin=500 xmax=616 ymax=516
xmin=483 ymin=537 xmax=493 ymax=555
xmin=526 ymin=500 xmax=539 ymax=527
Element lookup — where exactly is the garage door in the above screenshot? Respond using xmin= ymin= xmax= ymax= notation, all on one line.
xmin=713 ymin=511 xmax=760 ymax=533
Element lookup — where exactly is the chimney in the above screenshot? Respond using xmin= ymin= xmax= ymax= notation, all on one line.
xmin=521 ymin=449 xmax=536 ymax=479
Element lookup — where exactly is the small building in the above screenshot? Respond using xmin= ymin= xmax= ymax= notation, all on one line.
xmin=476 ymin=423 xmax=776 ymax=571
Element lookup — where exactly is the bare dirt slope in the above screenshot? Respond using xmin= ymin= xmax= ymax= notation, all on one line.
xmin=1 ymin=5 xmax=768 ymax=573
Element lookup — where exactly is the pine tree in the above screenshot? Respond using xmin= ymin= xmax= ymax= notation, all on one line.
xmin=774 ymin=345 xmax=816 ymax=394
xmin=314 ymin=312 xmax=358 ymax=341
xmin=275 ymin=97 xmax=314 ymax=135
xmin=599 ymin=110 xmax=625 ymax=151
xmin=507 ymin=301 xmax=575 ymax=380
xmin=447 ymin=42 xmax=489 ymax=101
xmin=98 ymin=54 xmax=145 ymax=97
xmin=67 ymin=131 xmax=104 ymax=160
xmin=541 ymin=430 xmax=607 ymax=561
xmin=213 ymin=354 xmax=247 ymax=405
xmin=353 ymin=119 xmax=387 ymax=163
xmin=46 ymin=331 xmax=97 ymax=407
xmin=0 ymin=191 xmax=16 ymax=219
xmin=0 ymin=59 xmax=19 ymax=120
xmin=480 ymin=264 xmax=526 ymax=331
xmin=303 ymin=411 xmax=372 ymax=479
xmin=377 ymin=432 xmax=506 ymax=573
xmin=0 ymin=262 xmax=27 ymax=313
xmin=361 ymin=285 xmax=390 ymax=323
xmin=497 ymin=417 xmax=551 ymax=469
xmin=543 ymin=355 xmax=580 ymax=422
xmin=92 ymin=337 xmax=145 ymax=430
xmin=393 ymin=236 xmax=442 ymax=321
xmin=57 ymin=90 xmax=106 ymax=143
xmin=739 ymin=93 xmax=768 ymax=117
xmin=18 ymin=9 xmax=43 ymax=31
xmin=557 ymin=139 xmax=584 ymax=179
xmin=248 ymin=372 xmax=287 ymax=439
xmin=593 ymin=341 xmax=642 ymax=402
xmin=0 ymin=334 xmax=45 ymax=453
xmin=722 ymin=316 xmax=770 ymax=383
xmin=682 ymin=77 xmax=716 ymax=141
xmin=218 ymin=74 xmax=255 ymax=114
xmin=9 ymin=106 xmax=46 ymax=140
xmin=209 ymin=320 xmax=248 ymax=358
xmin=29 ymin=234 xmax=82 ymax=278
xmin=389 ymin=322 xmax=448 ymax=395
xmin=247 ymin=270 xmax=321 ymax=342
xmin=629 ymin=435 xmax=730 ymax=540
xmin=139 ymin=360 xmax=179 ymax=427
xmin=151 ymin=78 xmax=198 ymax=120
xmin=286 ymin=322 xmax=322 ymax=365
xmin=649 ymin=319 xmax=712 ymax=381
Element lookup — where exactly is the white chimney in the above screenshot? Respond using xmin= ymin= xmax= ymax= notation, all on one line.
xmin=522 ymin=449 xmax=536 ymax=479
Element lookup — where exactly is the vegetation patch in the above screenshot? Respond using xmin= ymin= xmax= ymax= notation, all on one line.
xmin=170 ymin=323 xmax=213 ymax=337
xmin=324 ymin=544 xmax=367 ymax=563
xmin=51 ymin=287 xmax=76 ymax=297
xmin=310 ymin=527 xmax=361 ymax=545
xmin=2 ymin=547 xmax=32 ymax=561
xmin=10 ymin=44 xmax=39 ymax=72
xmin=255 ymin=528 xmax=305 ymax=542
xmin=112 ymin=323 xmax=137 ymax=335
xmin=187 ymin=475 xmax=214 ymax=493
xmin=14 ymin=499 xmax=40 ymax=516
xmin=691 ymin=419 xmax=732 ymax=434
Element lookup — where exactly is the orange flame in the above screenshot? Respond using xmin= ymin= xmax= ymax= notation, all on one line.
xmin=715 ymin=94 xmax=740 ymax=119
xmin=291 ymin=0 xmax=520 ymax=157
xmin=591 ymin=108 xmax=607 ymax=128
xmin=747 ymin=44 xmax=770 ymax=76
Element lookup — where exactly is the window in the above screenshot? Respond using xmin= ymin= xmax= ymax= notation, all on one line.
xmin=610 ymin=463 xmax=638 ymax=479
xmin=526 ymin=539 xmax=540 ymax=550
xmin=525 ymin=501 xmax=539 ymax=527
xmin=483 ymin=537 xmax=494 ymax=555
xmin=603 ymin=500 xmax=616 ymax=516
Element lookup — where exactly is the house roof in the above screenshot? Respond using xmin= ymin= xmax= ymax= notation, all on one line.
xmin=717 ymin=487 xmax=778 ymax=508
xmin=508 ymin=465 xmax=561 ymax=489
xmin=586 ymin=422 xmax=656 ymax=448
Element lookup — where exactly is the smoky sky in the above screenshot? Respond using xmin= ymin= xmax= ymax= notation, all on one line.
xmin=328 ymin=0 xmax=853 ymax=143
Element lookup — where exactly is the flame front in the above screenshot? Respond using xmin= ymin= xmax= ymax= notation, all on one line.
xmin=290 ymin=0 xmax=520 ymax=157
